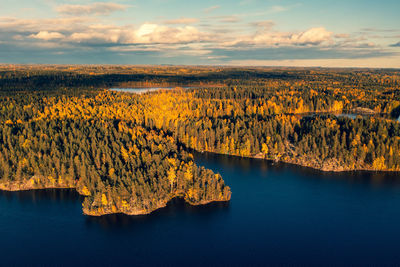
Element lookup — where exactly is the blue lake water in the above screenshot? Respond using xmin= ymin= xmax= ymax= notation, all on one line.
xmin=1 ymin=152 xmax=400 ymax=266
xmin=302 ymin=112 xmax=400 ymax=123
xmin=110 ymin=87 xmax=192 ymax=94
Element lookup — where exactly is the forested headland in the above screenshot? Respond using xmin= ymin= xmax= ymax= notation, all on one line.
xmin=0 ymin=65 xmax=399 ymax=215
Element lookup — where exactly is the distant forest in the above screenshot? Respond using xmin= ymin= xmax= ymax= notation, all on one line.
xmin=0 ymin=65 xmax=399 ymax=215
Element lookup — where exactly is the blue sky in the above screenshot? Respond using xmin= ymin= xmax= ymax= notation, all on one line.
xmin=0 ymin=0 xmax=399 ymax=67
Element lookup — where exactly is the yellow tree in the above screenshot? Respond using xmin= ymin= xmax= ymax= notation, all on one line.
xmin=184 ymin=162 xmax=193 ymax=181
xmin=262 ymin=143 xmax=269 ymax=157
xmin=167 ymin=158 xmax=177 ymax=192
xmin=372 ymin=156 xmax=387 ymax=170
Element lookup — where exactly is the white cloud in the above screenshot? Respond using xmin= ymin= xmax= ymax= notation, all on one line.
xmin=246 ymin=27 xmax=333 ymax=46
xmin=0 ymin=17 xmax=93 ymax=32
xmin=133 ymin=23 xmax=207 ymax=44
xmin=51 ymin=23 xmax=209 ymax=45
xmin=56 ymin=2 xmax=128 ymax=16
xmin=30 ymin=31 xmax=65 ymax=41
xmin=69 ymin=31 xmax=119 ymax=43
xmin=0 ymin=14 xmax=392 ymax=66
xmin=290 ymin=27 xmax=333 ymax=45
xmin=0 ymin=16 xmax=345 ymax=49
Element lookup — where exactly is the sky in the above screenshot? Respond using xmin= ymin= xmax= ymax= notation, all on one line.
xmin=0 ymin=0 xmax=399 ymax=67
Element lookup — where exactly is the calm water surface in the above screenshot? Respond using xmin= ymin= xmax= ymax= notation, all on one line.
xmin=1 ymin=152 xmax=400 ymax=266
xmin=110 ymin=87 xmax=193 ymax=94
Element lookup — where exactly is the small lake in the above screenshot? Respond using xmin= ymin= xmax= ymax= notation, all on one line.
xmin=299 ymin=112 xmax=400 ymax=123
xmin=110 ymin=87 xmax=193 ymax=94
xmin=1 ymin=152 xmax=400 ymax=265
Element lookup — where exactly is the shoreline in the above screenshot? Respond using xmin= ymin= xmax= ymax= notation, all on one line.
xmin=195 ymin=150 xmax=400 ymax=173
xmin=1 ymin=149 xmax=399 ymax=217
xmin=82 ymin=197 xmax=230 ymax=217
xmin=0 ymin=181 xmax=230 ymax=217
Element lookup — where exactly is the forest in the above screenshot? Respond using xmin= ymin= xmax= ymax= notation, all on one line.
xmin=0 ymin=65 xmax=399 ymax=215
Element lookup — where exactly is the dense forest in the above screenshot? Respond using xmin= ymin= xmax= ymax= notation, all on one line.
xmin=0 ymin=65 xmax=399 ymax=215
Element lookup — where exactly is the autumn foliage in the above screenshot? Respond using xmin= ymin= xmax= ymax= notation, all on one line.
xmin=0 ymin=66 xmax=399 ymax=215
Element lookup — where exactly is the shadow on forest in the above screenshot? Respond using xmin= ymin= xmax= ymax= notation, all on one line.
xmin=390 ymin=105 xmax=400 ymax=119
xmin=0 ymin=70 xmax=300 ymax=92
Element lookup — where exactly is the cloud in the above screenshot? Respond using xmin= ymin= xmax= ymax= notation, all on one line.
xmin=0 ymin=14 xmax=396 ymax=67
xmin=30 ymin=31 xmax=65 ymax=40
xmin=290 ymin=27 xmax=333 ymax=45
xmin=269 ymin=5 xmax=287 ymax=13
xmin=390 ymin=42 xmax=400 ymax=47
xmin=12 ymin=34 xmax=24 ymax=40
xmin=133 ymin=24 xmax=208 ymax=44
xmin=361 ymin=28 xmax=399 ymax=33
xmin=47 ymin=23 xmax=209 ymax=45
xmin=218 ymin=16 xmax=241 ymax=23
xmin=334 ymin=33 xmax=350 ymax=38
xmin=0 ymin=15 xmax=365 ymax=52
xmin=243 ymin=4 xmax=300 ymax=17
xmin=164 ymin=17 xmax=199 ymax=25
xmin=0 ymin=17 xmax=92 ymax=33
xmin=229 ymin=27 xmax=333 ymax=47
xmin=204 ymin=5 xmax=220 ymax=13
xmin=56 ymin=2 xmax=128 ymax=16
xmin=69 ymin=31 xmax=121 ymax=44
xmin=0 ymin=16 xmax=209 ymax=46
xmin=251 ymin=20 xmax=275 ymax=30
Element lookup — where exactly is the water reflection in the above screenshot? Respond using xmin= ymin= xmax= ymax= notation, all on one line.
xmin=194 ymin=151 xmax=400 ymax=189
xmin=85 ymin=197 xmax=230 ymax=230
xmin=292 ymin=112 xmax=399 ymax=123
xmin=0 ymin=188 xmax=230 ymax=229
xmin=110 ymin=87 xmax=193 ymax=94
xmin=0 ymin=188 xmax=83 ymax=205
xmin=1 ymin=152 xmax=399 ymax=231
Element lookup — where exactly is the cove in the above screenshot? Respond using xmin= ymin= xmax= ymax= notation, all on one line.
xmin=1 ymin=152 xmax=400 ymax=266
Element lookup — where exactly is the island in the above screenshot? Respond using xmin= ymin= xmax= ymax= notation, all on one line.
xmin=0 ymin=65 xmax=399 ymax=215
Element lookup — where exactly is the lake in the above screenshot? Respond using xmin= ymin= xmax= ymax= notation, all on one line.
xmin=1 ymin=152 xmax=400 ymax=266
xmin=110 ymin=87 xmax=193 ymax=94
xmin=299 ymin=112 xmax=400 ymax=122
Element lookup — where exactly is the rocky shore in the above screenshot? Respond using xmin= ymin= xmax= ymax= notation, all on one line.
xmin=0 ymin=177 xmax=231 ymax=217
